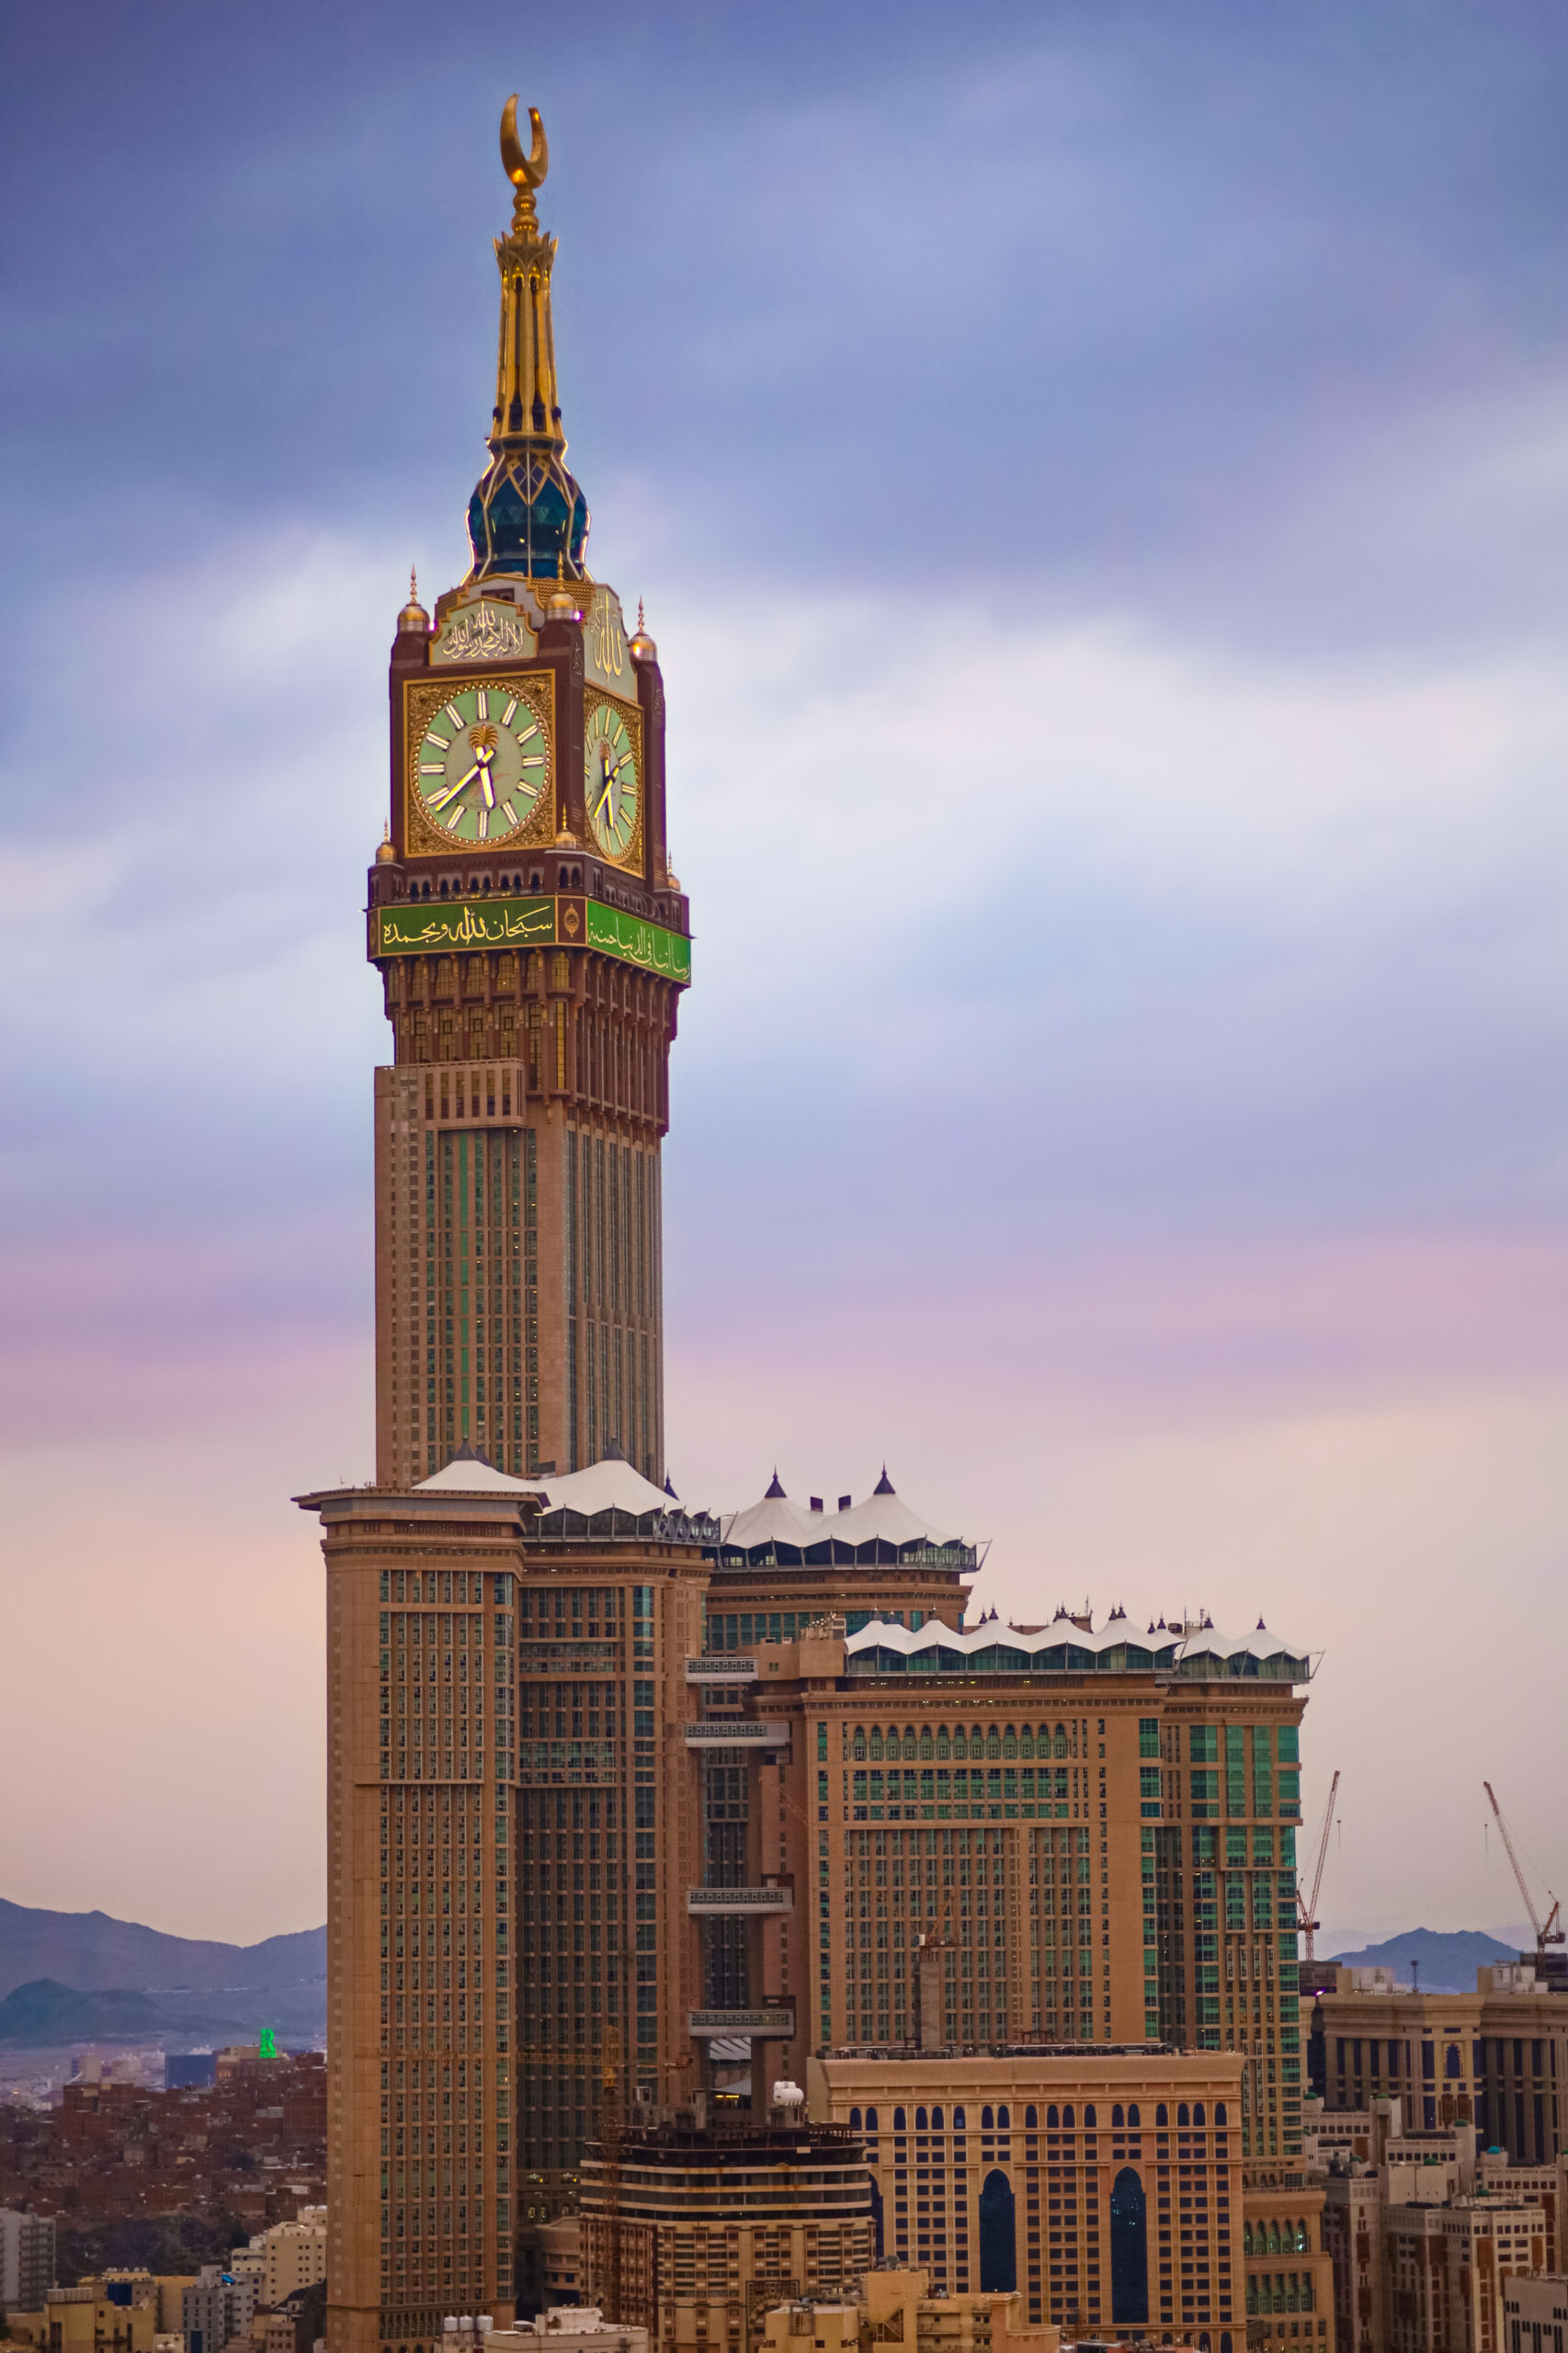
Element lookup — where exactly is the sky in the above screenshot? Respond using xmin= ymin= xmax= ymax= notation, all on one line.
xmin=2 ymin=1 xmax=1567 ymax=1950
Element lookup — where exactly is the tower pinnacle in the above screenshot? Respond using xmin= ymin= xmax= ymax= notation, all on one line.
xmin=467 ymin=96 xmax=590 ymax=583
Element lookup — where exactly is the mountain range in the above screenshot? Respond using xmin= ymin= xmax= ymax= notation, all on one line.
xmin=1324 ymin=1927 xmax=1520 ymax=1992
xmin=0 ymin=1899 xmax=325 ymax=2049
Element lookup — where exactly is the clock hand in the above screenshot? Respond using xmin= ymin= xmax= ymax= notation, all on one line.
xmin=593 ymin=772 xmax=616 ymax=824
xmin=426 ymin=763 xmax=481 ymax=812
xmin=477 ymin=751 xmax=495 ymax=810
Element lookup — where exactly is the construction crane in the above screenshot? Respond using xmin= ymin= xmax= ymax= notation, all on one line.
xmin=1483 ymin=1781 xmax=1564 ymax=1967
xmin=1295 ymin=1769 xmax=1340 ymax=1964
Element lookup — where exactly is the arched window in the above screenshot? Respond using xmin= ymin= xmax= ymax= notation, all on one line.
xmin=1267 ymin=2222 xmax=1280 ymax=2255
xmin=979 ymin=2170 xmax=1017 ymax=2292
xmin=999 ymin=2106 xmax=1010 ymax=2128
xmin=1054 ymin=1723 xmax=1069 ymax=1756
xmin=1194 ymin=2102 xmax=1206 ymax=2126
xmin=982 ymin=2106 xmax=994 ymax=2130
xmin=1085 ymin=2105 xmax=1096 ymax=2128
xmin=1296 ymin=2222 xmax=1310 ymax=2253
xmin=1112 ymin=2104 xmax=1125 ymax=2128
xmin=1244 ymin=2224 xmax=1254 ymax=2256
xmin=1446 ymin=2045 xmax=1462 ymax=2079
xmin=1110 ymin=2165 xmax=1149 ymax=2326
xmin=1177 ymin=2103 xmax=1190 ymax=2127
xmin=1025 ymin=2106 xmax=1038 ymax=2127
xmin=852 ymin=1726 xmax=867 ymax=1760
xmin=932 ymin=2107 xmax=943 ymax=2129
xmin=987 ymin=1731 xmax=1002 ymax=1757
xmin=1063 ymin=2105 xmax=1075 ymax=2127
xmin=904 ymin=1725 xmax=917 ymax=1756
xmin=849 ymin=2107 xmax=862 ymax=2131
xmin=1129 ymin=2104 xmax=1142 ymax=2128
xmin=954 ymin=2107 xmax=966 ymax=2131
xmin=1221 ymin=2336 xmax=1233 ymax=2353
xmin=1157 ymin=2103 xmax=1168 ymax=2126
xmin=866 ymin=2107 xmax=879 ymax=2131
xmin=915 ymin=2107 xmax=928 ymax=2130
xmin=1047 ymin=2105 xmax=1060 ymax=2128
xmin=893 ymin=2107 xmax=906 ymax=2131
xmin=1215 ymin=2102 xmax=1227 ymax=2125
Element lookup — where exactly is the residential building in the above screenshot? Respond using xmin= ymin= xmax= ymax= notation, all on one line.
xmin=43 ymin=2286 xmax=158 ymax=2353
xmin=1384 ymin=2200 xmax=1544 ymax=2353
xmin=576 ymin=2116 xmax=874 ymax=2353
xmin=810 ymin=2047 xmax=1248 ymax=2347
xmin=183 ymin=2268 xmax=259 ymax=2353
xmin=758 ymin=2264 xmax=1062 ymax=2353
xmin=1317 ymin=2096 xmax=1557 ymax=2353
xmin=1502 ymin=2274 xmax=1568 ymax=2353
xmin=1 ymin=2210 xmax=55 ymax=2310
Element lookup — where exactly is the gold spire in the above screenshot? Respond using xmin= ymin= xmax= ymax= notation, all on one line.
xmin=492 ymin=97 xmax=563 ymax=452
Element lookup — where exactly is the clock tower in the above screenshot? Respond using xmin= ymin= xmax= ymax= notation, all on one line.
xmin=368 ymin=99 xmax=690 ymax=1488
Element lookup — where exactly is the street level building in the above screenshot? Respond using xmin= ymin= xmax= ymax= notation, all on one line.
xmin=577 ymin=2115 xmax=873 ymax=2353
xmin=810 ymin=2048 xmax=1246 ymax=2347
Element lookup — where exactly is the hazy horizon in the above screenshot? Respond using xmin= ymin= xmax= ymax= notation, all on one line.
xmin=3 ymin=2 xmax=1565 ymax=1946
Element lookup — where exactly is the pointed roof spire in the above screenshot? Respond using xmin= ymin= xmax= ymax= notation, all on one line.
xmin=664 ymin=1474 xmax=679 ymax=1500
xmin=468 ymin=97 xmax=588 ymax=584
xmin=765 ymin=1470 xmax=786 ymax=1499
xmin=873 ymin=1465 xmax=895 ymax=1495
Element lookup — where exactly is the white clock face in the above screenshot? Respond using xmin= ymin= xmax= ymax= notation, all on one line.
xmin=413 ymin=683 xmax=551 ymax=844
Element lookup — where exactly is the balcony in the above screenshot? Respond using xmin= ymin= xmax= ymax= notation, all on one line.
xmin=686 ymin=1885 xmax=794 ymax=1915
xmin=688 ymin=2006 xmax=796 ymax=2038
xmin=682 ymin=1721 xmax=789 ymax=1748
xmin=686 ymin=1655 xmax=758 ymax=1682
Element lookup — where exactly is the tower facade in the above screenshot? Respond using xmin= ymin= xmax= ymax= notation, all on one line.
xmin=369 ymin=98 xmax=689 ymax=1492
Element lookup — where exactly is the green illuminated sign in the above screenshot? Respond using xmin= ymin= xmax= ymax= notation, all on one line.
xmin=584 ymin=903 xmax=692 ymax=981
xmin=376 ymin=895 xmax=690 ymax=983
xmin=377 ymin=897 xmax=554 ymax=953
xmin=258 ymin=2029 xmax=278 ymax=2059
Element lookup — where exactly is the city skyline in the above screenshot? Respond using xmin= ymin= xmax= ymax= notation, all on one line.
xmin=3 ymin=3 xmax=1567 ymax=1954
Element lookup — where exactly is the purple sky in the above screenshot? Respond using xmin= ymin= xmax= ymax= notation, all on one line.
xmin=3 ymin=3 xmax=1567 ymax=1949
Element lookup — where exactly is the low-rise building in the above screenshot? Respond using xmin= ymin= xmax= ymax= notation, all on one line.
xmin=441 ymin=2309 xmax=649 ymax=2353
xmin=760 ymin=2264 xmax=1061 ymax=2353
xmin=44 ymin=2284 xmax=158 ymax=2353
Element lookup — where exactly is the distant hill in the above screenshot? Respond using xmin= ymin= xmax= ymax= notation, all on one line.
xmin=0 ymin=1897 xmax=324 ymax=2001
xmin=1324 ymin=1927 xmax=1519 ymax=1992
xmin=0 ymin=1979 xmax=165 ymax=2044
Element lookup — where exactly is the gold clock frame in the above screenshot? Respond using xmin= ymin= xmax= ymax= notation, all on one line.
xmin=584 ymin=688 xmax=644 ymax=875
xmin=402 ymin=668 xmax=557 ymax=858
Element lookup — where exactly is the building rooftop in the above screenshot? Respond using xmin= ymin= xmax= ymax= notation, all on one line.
xmin=845 ymin=1613 xmax=1312 ymax=1682
xmin=713 ymin=1473 xmax=972 ymax=1570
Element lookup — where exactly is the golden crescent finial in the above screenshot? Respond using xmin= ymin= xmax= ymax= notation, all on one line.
xmin=500 ymin=95 xmax=548 ymax=192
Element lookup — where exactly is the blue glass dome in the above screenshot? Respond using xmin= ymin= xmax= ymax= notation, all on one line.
xmin=468 ymin=448 xmax=589 ymax=582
